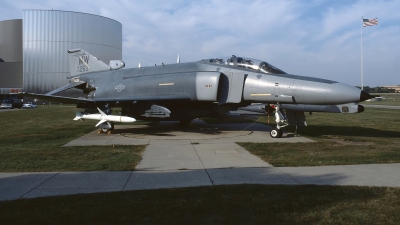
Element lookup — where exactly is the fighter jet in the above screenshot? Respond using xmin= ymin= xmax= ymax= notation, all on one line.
xmin=20 ymin=49 xmax=372 ymax=138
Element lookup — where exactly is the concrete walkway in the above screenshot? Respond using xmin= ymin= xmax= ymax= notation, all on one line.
xmin=1 ymin=121 xmax=399 ymax=201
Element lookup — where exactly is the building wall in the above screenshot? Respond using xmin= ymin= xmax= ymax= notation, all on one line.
xmin=23 ymin=10 xmax=122 ymax=94
xmin=0 ymin=62 xmax=23 ymax=90
xmin=0 ymin=19 xmax=23 ymax=95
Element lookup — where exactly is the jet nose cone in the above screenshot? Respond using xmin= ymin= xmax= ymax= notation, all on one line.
xmin=360 ymin=90 xmax=373 ymax=102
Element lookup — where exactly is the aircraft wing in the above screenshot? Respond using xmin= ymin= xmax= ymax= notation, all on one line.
xmin=17 ymin=93 xmax=93 ymax=104
xmin=92 ymin=95 xmax=191 ymax=102
xmin=17 ymin=92 xmax=191 ymax=103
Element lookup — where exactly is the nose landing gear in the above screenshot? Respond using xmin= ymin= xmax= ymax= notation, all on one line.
xmin=270 ymin=105 xmax=288 ymax=138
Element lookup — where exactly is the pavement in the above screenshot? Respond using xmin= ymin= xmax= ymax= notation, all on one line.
xmin=1 ymin=120 xmax=400 ymax=202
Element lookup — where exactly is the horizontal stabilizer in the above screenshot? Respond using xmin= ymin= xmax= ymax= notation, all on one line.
xmin=45 ymin=81 xmax=86 ymax=96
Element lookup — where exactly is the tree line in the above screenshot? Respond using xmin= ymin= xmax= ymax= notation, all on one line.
xmin=357 ymin=86 xmax=396 ymax=93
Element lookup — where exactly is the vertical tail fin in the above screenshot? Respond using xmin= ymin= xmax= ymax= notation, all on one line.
xmin=68 ymin=49 xmax=111 ymax=76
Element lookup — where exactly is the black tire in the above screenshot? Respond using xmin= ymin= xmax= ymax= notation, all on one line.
xmin=270 ymin=129 xmax=279 ymax=138
xmin=270 ymin=129 xmax=283 ymax=138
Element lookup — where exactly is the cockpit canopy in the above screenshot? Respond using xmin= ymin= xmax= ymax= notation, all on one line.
xmin=208 ymin=55 xmax=286 ymax=74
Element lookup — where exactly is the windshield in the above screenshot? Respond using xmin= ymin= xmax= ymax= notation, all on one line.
xmin=208 ymin=56 xmax=286 ymax=74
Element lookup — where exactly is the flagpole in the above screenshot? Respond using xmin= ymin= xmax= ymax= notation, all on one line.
xmin=361 ymin=16 xmax=364 ymax=90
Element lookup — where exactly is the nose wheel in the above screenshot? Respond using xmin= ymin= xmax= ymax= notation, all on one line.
xmin=269 ymin=105 xmax=288 ymax=138
xmin=270 ymin=129 xmax=283 ymax=138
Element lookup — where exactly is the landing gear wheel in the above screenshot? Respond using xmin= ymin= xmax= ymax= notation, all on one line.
xmin=270 ymin=129 xmax=283 ymax=138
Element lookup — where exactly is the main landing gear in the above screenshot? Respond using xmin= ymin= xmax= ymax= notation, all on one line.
xmin=269 ymin=105 xmax=288 ymax=138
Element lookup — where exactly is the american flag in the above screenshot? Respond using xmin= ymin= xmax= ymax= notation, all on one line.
xmin=363 ymin=18 xmax=378 ymax=27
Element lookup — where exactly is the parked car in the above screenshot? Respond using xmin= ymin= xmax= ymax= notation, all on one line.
xmin=22 ymin=102 xmax=38 ymax=109
xmin=0 ymin=99 xmax=23 ymax=109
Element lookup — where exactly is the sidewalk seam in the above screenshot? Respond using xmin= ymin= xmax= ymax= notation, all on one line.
xmin=105 ymin=135 xmax=118 ymax=145
xmin=19 ymin=172 xmax=60 ymax=199
xmin=122 ymin=171 xmax=134 ymax=191
xmin=191 ymin=141 xmax=214 ymax=186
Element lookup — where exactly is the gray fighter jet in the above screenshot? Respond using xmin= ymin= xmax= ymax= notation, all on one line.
xmin=20 ymin=49 xmax=372 ymax=138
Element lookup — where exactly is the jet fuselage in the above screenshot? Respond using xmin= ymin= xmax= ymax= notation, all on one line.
xmin=74 ymin=58 xmax=368 ymax=120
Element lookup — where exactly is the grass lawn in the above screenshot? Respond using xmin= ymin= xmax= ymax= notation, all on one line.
xmin=0 ymin=106 xmax=146 ymax=172
xmin=239 ymin=107 xmax=400 ymax=166
xmin=1 ymin=184 xmax=400 ymax=225
xmin=362 ymin=93 xmax=400 ymax=105
xmin=363 ymin=98 xmax=400 ymax=106
xmin=1 ymin=105 xmax=399 ymax=170
xmin=1 ymin=105 xmax=400 ymax=224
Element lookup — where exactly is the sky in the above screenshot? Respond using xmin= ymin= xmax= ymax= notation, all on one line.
xmin=1 ymin=0 xmax=399 ymax=86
